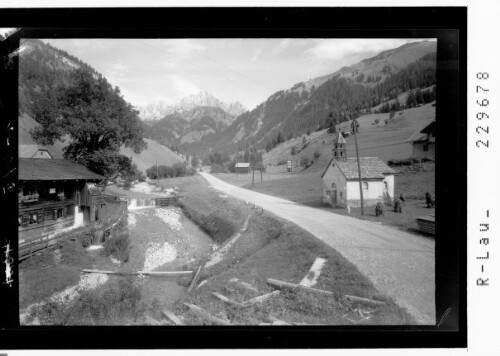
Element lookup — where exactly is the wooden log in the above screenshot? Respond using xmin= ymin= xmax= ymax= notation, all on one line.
xmin=244 ymin=290 xmax=280 ymax=306
xmin=228 ymin=278 xmax=259 ymax=293
xmin=187 ymin=265 xmax=202 ymax=293
xmin=183 ymin=303 xmax=231 ymax=326
xmin=212 ymin=292 xmax=246 ymax=308
xmin=162 ymin=309 xmax=185 ymax=325
xmin=344 ymin=295 xmax=386 ymax=306
xmin=82 ymin=269 xmax=193 ymax=277
xmin=266 ymin=278 xmax=335 ymax=297
xmin=138 ymin=270 xmax=193 ymax=277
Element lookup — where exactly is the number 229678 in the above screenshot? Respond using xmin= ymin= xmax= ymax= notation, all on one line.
xmin=476 ymin=72 xmax=490 ymax=148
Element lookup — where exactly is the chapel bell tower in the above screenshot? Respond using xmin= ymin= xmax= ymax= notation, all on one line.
xmin=332 ymin=131 xmax=347 ymax=162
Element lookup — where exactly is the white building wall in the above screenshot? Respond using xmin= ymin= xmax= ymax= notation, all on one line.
xmin=412 ymin=142 xmax=435 ymax=158
xmin=322 ymin=163 xmax=347 ymax=207
xmin=383 ymin=174 xmax=395 ymax=200
xmin=346 ymin=179 xmax=391 ymax=207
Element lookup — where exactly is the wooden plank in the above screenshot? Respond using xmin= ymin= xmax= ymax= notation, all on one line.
xmin=212 ymin=292 xmax=246 ymax=308
xmin=244 ymin=290 xmax=280 ymax=306
xmin=228 ymin=278 xmax=259 ymax=293
xmin=162 ymin=309 xmax=185 ymax=325
xmin=183 ymin=303 xmax=231 ymax=326
xmin=187 ymin=265 xmax=202 ymax=293
xmin=266 ymin=278 xmax=335 ymax=297
xmin=299 ymin=257 xmax=327 ymax=287
xmin=344 ymin=295 xmax=386 ymax=306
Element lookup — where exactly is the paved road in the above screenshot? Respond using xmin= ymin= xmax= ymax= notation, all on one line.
xmin=200 ymin=172 xmax=435 ymax=325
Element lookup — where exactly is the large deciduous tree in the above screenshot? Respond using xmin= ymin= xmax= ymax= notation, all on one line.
xmin=31 ymin=68 xmax=147 ymax=176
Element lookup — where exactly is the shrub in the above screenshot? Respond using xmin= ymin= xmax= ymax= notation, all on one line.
xmin=374 ymin=118 xmax=380 ymax=124
xmin=78 ymin=228 xmax=96 ymax=248
xmin=277 ymin=160 xmax=287 ymax=166
xmin=300 ymin=156 xmax=310 ymax=167
xmin=313 ymin=150 xmax=321 ymax=160
xmin=104 ymin=231 xmax=130 ymax=263
xmin=31 ymin=277 xmax=143 ymax=325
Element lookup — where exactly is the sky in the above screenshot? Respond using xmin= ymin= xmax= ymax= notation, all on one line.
xmin=38 ymin=38 xmax=434 ymax=110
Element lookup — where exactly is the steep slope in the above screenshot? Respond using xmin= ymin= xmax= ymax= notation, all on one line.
xmin=19 ymin=113 xmax=183 ymax=173
xmin=305 ymin=40 xmax=437 ymax=90
xmin=190 ymin=41 xmax=436 ymax=157
xmin=120 ymin=138 xmax=184 ymax=174
xmin=18 ymin=39 xmax=182 ymax=174
xmin=263 ymin=102 xmax=436 ymax=171
xmin=146 ymin=105 xmax=238 ymax=147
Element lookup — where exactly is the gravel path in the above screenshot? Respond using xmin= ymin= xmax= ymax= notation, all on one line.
xmin=200 ymin=172 xmax=435 ymax=325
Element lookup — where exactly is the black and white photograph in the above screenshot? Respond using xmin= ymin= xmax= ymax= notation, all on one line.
xmin=0 ymin=4 xmax=474 ymax=352
xmin=14 ymin=35 xmax=438 ymax=326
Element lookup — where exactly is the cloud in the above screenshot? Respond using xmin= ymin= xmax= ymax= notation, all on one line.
xmin=307 ymin=39 xmax=428 ymax=63
xmin=168 ymin=75 xmax=200 ymax=96
xmin=155 ymin=39 xmax=206 ymax=69
xmin=251 ymin=47 xmax=263 ymax=62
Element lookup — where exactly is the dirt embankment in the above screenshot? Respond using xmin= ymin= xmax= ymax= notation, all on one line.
xmin=160 ymin=175 xmax=416 ymax=326
xmin=176 ymin=181 xmax=283 ymax=279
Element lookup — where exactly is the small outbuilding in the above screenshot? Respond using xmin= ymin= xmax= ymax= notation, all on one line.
xmin=407 ymin=120 xmax=435 ymax=158
xmin=321 ymin=132 xmax=395 ymax=208
xmin=235 ymin=162 xmax=251 ymax=174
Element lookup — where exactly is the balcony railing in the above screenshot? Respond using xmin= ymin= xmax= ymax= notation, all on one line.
xmin=19 ymin=194 xmax=39 ymax=203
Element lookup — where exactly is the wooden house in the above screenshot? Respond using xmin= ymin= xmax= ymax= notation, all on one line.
xmin=407 ymin=120 xmax=435 ymax=158
xmin=321 ymin=132 xmax=395 ymax=208
xmin=235 ymin=162 xmax=250 ymax=174
xmin=18 ymin=158 xmax=105 ymax=242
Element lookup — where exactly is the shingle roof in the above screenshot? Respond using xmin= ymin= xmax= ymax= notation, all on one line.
xmin=322 ymin=157 xmax=395 ymax=179
xmin=407 ymin=120 xmax=435 ymax=143
xmin=19 ymin=144 xmax=63 ymax=159
xmin=333 ymin=131 xmax=346 ymax=144
xmin=235 ymin=162 xmax=250 ymax=168
xmin=19 ymin=158 xmax=105 ymax=181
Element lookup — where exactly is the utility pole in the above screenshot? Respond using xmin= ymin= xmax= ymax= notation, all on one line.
xmin=252 ymin=150 xmax=255 ymax=188
xmin=352 ymin=118 xmax=364 ymax=215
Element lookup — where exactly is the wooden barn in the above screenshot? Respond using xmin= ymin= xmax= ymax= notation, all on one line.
xmin=18 ymin=158 xmax=105 ymax=242
xmin=235 ymin=162 xmax=250 ymax=174
xmin=407 ymin=120 xmax=435 ymax=158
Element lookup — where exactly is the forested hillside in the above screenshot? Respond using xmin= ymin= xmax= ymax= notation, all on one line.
xmin=18 ymin=39 xmax=147 ymax=180
xmin=182 ymin=43 xmax=437 ymax=159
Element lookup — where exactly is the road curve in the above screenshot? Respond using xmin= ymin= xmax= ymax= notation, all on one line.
xmin=199 ymin=172 xmax=435 ymax=325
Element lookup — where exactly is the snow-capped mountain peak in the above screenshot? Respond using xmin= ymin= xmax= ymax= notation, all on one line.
xmin=137 ymin=91 xmax=247 ymax=121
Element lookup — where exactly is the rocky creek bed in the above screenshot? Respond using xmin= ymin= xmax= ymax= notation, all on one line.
xmin=19 ymin=201 xmax=215 ymax=325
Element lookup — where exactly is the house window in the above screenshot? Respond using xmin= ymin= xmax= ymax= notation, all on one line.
xmin=55 ymin=208 xmax=64 ymax=219
xmin=22 ymin=215 xmax=29 ymax=227
xmin=423 ymin=144 xmax=429 ymax=152
xmin=340 ymin=192 xmax=343 ymax=200
xmin=362 ymin=182 xmax=369 ymax=190
xmin=29 ymin=213 xmax=38 ymax=225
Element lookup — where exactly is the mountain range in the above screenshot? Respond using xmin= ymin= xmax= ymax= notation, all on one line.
xmin=137 ymin=91 xmax=247 ymax=121
xmin=18 ymin=38 xmax=437 ymax=163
